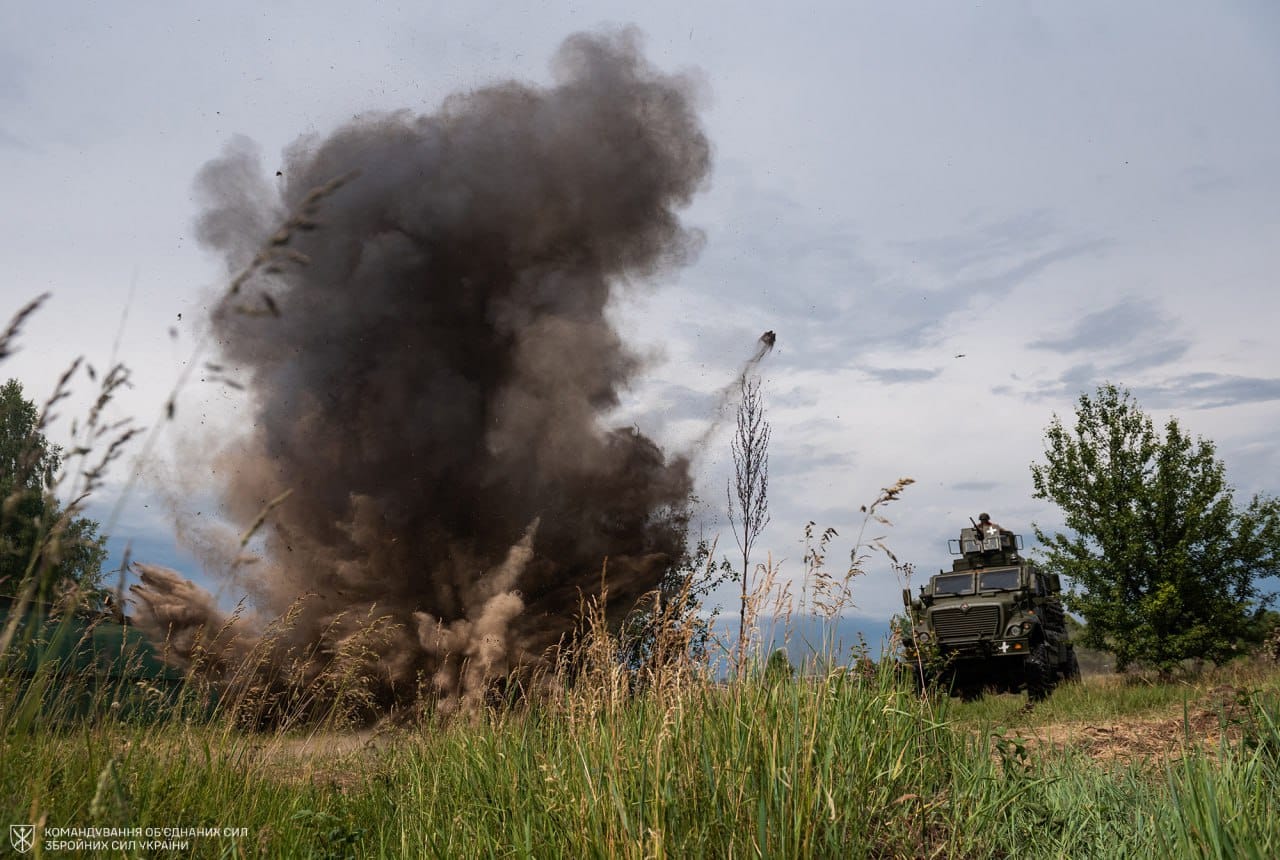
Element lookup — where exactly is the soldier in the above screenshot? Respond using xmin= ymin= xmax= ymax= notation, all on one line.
xmin=977 ymin=512 xmax=1003 ymax=537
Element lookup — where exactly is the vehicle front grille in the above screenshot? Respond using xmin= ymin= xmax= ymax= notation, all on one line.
xmin=931 ymin=605 xmax=1000 ymax=641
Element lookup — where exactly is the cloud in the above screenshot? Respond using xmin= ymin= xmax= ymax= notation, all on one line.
xmin=1021 ymin=361 xmax=1116 ymax=403
xmin=1179 ymin=165 xmax=1234 ymax=196
xmin=1021 ymin=368 xmax=1280 ymax=412
xmin=770 ymin=443 xmax=856 ymax=479
xmin=1028 ymin=299 xmax=1190 ymax=368
xmin=0 ymin=46 xmax=26 ymax=106
xmin=866 ymin=240 xmax=1107 ymax=355
xmin=1020 ymin=298 xmax=1198 ymax=403
xmin=1029 ymin=299 xmax=1154 ymax=352
xmin=896 ymin=209 xmax=1061 ymax=272
xmin=861 ymin=366 xmax=942 ymax=384
xmin=952 ymin=239 xmax=1108 ymax=305
xmin=1218 ymin=435 xmax=1280 ymax=498
xmin=637 ymin=382 xmax=718 ymax=423
xmin=951 ymin=480 xmax=1000 ymax=492
xmin=669 ymin=190 xmax=1107 ymax=380
xmin=1111 ymin=340 xmax=1192 ymax=373
xmin=864 ymin=210 xmax=1110 ymax=358
xmin=1133 ymin=373 xmax=1280 ymax=410
xmin=0 ymin=127 xmax=28 ymax=150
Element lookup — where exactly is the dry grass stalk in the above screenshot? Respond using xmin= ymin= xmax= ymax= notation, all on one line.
xmin=105 ymin=171 xmax=357 ymax=537
xmin=0 ymin=293 xmax=49 ymax=362
xmin=0 ymin=311 xmax=140 ymax=652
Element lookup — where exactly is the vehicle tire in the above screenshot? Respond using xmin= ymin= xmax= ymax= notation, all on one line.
xmin=1062 ymin=649 xmax=1081 ymax=684
xmin=1025 ymin=642 xmax=1054 ymax=702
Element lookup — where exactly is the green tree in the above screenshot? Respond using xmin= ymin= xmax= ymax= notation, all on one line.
xmin=0 ymin=378 xmax=108 ymax=604
xmin=1030 ymin=383 xmax=1280 ymax=671
xmin=620 ymin=532 xmax=734 ymax=678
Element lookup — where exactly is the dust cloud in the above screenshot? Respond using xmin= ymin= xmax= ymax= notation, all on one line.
xmin=130 ymin=29 xmax=712 ymax=718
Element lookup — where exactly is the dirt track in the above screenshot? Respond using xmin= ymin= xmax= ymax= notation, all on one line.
xmin=1024 ymin=685 xmax=1253 ymax=766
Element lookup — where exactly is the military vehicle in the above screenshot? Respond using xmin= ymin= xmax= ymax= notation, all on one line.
xmin=900 ymin=517 xmax=1079 ymax=700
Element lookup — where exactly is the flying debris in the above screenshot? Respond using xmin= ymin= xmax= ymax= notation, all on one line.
xmin=692 ymin=329 xmax=779 ymax=451
xmin=747 ymin=329 xmax=776 ymax=364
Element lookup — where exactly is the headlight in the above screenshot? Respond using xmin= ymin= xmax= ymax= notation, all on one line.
xmin=917 ymin=631 xmax=931 ymax=643
xmin=1004 ymin=622 xmax=1031 ymax=637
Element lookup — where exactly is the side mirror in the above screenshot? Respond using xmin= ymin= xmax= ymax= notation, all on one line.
xmin=1048 ymin=573 xmax=1062 ymax=593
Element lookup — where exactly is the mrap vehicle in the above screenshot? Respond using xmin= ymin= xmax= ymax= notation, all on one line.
xmin=901 ymin=518 xmax=1079 ymax=700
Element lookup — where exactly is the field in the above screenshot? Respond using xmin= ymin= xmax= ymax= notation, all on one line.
xmin=1 ymin=216 xmax=1276 ymax=856
xmin=3 ymin=645 xmax=1279 ymax=859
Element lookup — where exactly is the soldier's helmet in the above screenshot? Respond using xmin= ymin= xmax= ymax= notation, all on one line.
xmin=978 ymin=513 xmax=991 ymax=523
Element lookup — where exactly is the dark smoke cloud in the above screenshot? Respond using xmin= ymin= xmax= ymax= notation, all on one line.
xmin=131 ymin=29 xmax=711 ymax=718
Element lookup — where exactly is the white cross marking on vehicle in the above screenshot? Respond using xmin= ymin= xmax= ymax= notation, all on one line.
xmin=999 ymin=642 xmax=1010 ymax=653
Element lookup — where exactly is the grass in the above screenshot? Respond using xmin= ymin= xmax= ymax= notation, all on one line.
xmin=3 ymin=648 xmax=1280 ymax=858
xmin=2 ymin=430 xmax=1277 ymax=858
xmin=951 ymin=658 xmax=1280 ymax=729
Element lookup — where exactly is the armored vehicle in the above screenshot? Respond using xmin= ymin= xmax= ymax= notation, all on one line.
xmin=901 ymin=517 xmax=1079 ymax=700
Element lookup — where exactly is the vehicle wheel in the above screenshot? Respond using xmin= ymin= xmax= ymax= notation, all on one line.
xmin=1062 ymin=649 xmax=1081 ymax=683
xmin=1025 ymin=642 xmax=1055 ymax=702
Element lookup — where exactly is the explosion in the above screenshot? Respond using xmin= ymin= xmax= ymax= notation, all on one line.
xmin=130 ymin=29 xmax=712 ymax=718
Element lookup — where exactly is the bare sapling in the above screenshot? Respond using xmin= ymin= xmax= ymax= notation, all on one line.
xmin=727 ymin=374 xmax=770 ymax=674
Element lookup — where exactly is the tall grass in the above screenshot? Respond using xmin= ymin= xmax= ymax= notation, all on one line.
xmin=4 ymin=530 xmax=1280 ymax=856
xmin=5 ymin=528 xmax=1280 ymax=858
xmin=5 ymin=655 xmax=1280 ymax=857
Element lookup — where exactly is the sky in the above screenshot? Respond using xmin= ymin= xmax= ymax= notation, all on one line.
xmin=2 ymin=1 xmax=1278 ymax=639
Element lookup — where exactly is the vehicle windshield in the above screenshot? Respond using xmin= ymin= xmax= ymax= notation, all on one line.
xmin=933 ymin=574 xmax=974 ymax=596
xmin=978 ymin=568 xmax=1021 ymax=591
